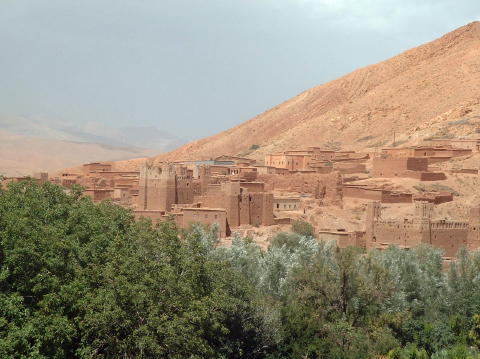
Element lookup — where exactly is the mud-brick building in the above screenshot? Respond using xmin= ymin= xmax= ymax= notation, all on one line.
xmin=194 ymin=181 xmax=274 ymax=227
xmin=137 ymin=163 xmax=274 ymax=228
xmin=318 ymin=230 xmax=366 ymax=248
xmin=133 ymin=207 xmax=230 ymax=238
xmin=82 ymin=162 xmax=112 ymax=173
xmin=138 ymin=164 xmax=200 ymax=212
xmin=179 ymin=208 xmax=229 ymax=237
xmin=273 ymin=196 xmax=301 ymax=211
xmin=428 ymin=139 xmax=480 ymax=152
xmin=381 ymin=146 xmax=472 ymax=164
xmin=365 ymin=201 xmax=480 ymax=257
xmin=372 ymin=155 xmax=446 ymax=180
xmin=343 ymin=184 xmax=413 ymax=203
xmin=264 ymin=150 xmax=313 ymax=171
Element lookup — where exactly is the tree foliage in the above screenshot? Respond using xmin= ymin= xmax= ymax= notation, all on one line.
xmin=2 ymin=180 xmax=480 ymax=358
xmin=0 ymin=181 xmax=266 ymax=358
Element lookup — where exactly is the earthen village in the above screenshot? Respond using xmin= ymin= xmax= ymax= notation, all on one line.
xmin=5 ymin=137 xmax=480 ymax=262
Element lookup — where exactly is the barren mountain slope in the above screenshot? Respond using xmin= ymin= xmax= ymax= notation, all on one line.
xmin=154 ymin=21 xmax=480 ymax=163
xmin=0 ymin=130 xmax=154 ymax=177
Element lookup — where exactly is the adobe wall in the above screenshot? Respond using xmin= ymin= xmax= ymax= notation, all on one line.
xmin=239 ymin=182 xmax=265 ymax=193
xmin=413 ymin=192 xmax=453 ymax=205
xmin=138 ymin=165 xmax=176 ymax=211
xmin=372 ymin=157 xmax=429 ymax=177
xmin=208 ymin=165 xmax=230 ymax=175
xmin=259 ymin=192 xmax=274 ymax=226
xmin=176 ymin=178 xmax=195 ymax=204
xmin=382 ymin=191 xmax=413 ymax=203
xmin=264 ymin=153 xmax=312 ymax=171
xmin=255 ymin=166 xmax=289 ymax=175
xmin=274 ymin=197 xmax=301 ymax=211
xmin=264 ymin=154 xmax=284 ymax=168
xmin=467 ymin=206 xmax=480 ymax=251
xmin=84 ymin=189 xmax=114 ymax=202
xmin=83 ymin=162 xmax=112 ymax=174
xmin=33 ymin=172 xmax=49 ymax=183
xmin=343 ymin=186 xmax=383 ymax=201
xmin=318 ymin=231 xmax=365 ymax=248
xmin=215 ymin=155 xmax=256 ymax=166
xmin=311 ymin=149 xmax=336 ymax=161
xmin=367 ymin=220 xmax=426 ymax=249
xmin=418 ymin=172 xmax=447 ymax=181
xmin=222 ymin=182 xmax=241 ymax=227
xmin=113 ymin=188 xmax=131 ymax=205
xmin=333 ymin=162 xmax=367 ymax=174
xmin=274 ymin=217 xmax=292 ymax=225
xmin=427 ymin=156 xmax=453 ymax=164
xmin=381 ymin=148 xmax=416 ymax=158
xmin=343 ymin=186 xmax=412 ymax=203
xmin=365 ymin=201 xmax=471 ymax=256
xmin=412 ymin=148 xmax=437 ymax=157
xmin=448 ymin=148 xmax=474 ymax=157
xmin=428 ymin=139 xmax=480 ymax=152
xmin=193 ymin=181 xmax=273 ymax=227
xmin=231 ymin=170 xmax=258 ymax=182
xmin=198 ymin=165 xmax=212 ymax=193
xmin=257 ymin=171 xmax=342 ymax=204
xmin=249 ymin=193 xmax=265 ymax=226
xmin=134 ymin=210 xmax=166 ymax=223
xmin=138 ymin=164 xmax=199 ymax=211
xmin=429 ymin=222 xmax=469 ymax=257
xmin=239 ymin=193 xmax=250 ymax=225
xmin=450 ymin=168 xmax=478 ymax=175
xmin=181 ymin=208 xmax=228 ymax=238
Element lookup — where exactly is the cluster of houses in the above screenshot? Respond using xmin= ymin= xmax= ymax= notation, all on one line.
xmin=3 ymin=137 xmax=480 ymax=258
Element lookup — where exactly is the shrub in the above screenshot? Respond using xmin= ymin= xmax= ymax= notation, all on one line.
xmin=430 ymin=184 xmax=460 ymax=196
xmin=324 ymin=140 xmax=343 ymax=151
xmin=270 ymin=232 xmax=303 ymax=251
xmin=448 ymin=118 xmax=471 ymax=126
xmin=393 ymin=139 xmax=409 ymax=147
xmin=356 ymin=135 xmax=376 ymax=142
xmin=371 ymin=140 xmax=389 ymax=148
xmin=291 ymin=219 xmax=315 ymax=237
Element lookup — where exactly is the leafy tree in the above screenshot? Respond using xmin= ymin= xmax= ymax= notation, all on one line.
xmin=291 ymin=219 xmax=315 ymax=238
xmin=0 ymin=181 xmax=269 ymax=358
xmin=3 ymin=180 xmax=480 ymax=358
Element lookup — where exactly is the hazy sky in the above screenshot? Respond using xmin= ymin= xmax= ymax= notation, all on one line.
xmin=1 ymin=0 xmax=479 ymax=140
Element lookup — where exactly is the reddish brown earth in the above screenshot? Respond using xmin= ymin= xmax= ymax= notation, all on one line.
xmin=150 ymin=21 xmax=480 ymax=163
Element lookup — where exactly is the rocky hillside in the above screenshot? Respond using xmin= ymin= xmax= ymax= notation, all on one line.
xmin=153 ymin=21 xmax=480 ymax=163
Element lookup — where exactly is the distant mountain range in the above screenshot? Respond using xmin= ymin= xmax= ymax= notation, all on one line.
xmin=0 ymin=116 xmax=184 ymax=176
xmin=0 ymin=115 xmax=184 ymax=151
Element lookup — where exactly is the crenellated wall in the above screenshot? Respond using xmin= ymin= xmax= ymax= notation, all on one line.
xmin=366 ymin=201 xmax=479 ymax=257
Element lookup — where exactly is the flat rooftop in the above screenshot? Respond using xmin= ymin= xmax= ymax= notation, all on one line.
xmin=182 ymin=207 xmax=227 ymax=212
